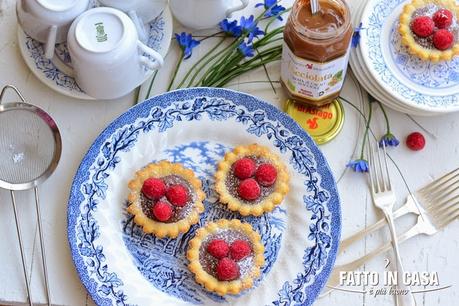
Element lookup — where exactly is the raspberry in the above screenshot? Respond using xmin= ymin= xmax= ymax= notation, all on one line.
xmin=166 ymin=184 xmax=188 ymax=207
xmin=433 ymin=29 xmax=454 ymax=50
xmin=237 ymin=178 xmax=261 ymax=201
xmin=255 ymin=163 xmax=278 ymax=187
xmin=411 ymin=16 xmax=435 ymax=38
xmin=152 ymin=201 xmax=173 ymax=222
xmin=141 ymin=178 xmax=166 ymax=200
xmin=229 ymin=240 xmax=252 ymax=261
xmin=215 ymin=258 xmax=240 ymax=281
xmin=233 ymin=158 xmax=256 ymax=179
xmin=433 ymin=9 xmax=453 ymax=29
xmin=206 ymin=239 xmax=229 ymax=259
xmin=406 ymin=132 xmax=426 ymax=151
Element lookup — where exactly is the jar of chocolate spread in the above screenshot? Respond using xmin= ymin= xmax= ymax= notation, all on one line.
xmin=281 ymin=0 xmax=353 ymax=106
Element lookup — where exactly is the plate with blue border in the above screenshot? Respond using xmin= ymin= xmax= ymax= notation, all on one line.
xmin=67 ymin=88 xmax=341 ymax=305
xmin=360 ymin=0 xmax=459 ymax=113
xmin=17 ymin=6 xmax=173 ymax=101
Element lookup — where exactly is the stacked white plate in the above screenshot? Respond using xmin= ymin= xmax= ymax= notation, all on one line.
xmin=350 ymin=0 xmax=459 ymax=116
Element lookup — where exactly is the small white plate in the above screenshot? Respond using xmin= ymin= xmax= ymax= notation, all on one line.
xmin=360 ymin=0 xmax=459 ymax=113
xmin=17 ymin=6 xmax=173 ymax=100
xmin=350 ymin=0 xmax=440 ymax=116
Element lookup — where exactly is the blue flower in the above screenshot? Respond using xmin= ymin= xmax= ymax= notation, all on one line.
xmin=174 ymin=32 xmax=200 ymax=59
xmin=255 ymin=0 xmax=286 ymax=21
xmin=238 ymin=41 xmax=255 ymax=57
xmin=352 ymin=22 xmax=363 ymax=48
xmin=379 ymin=133 xmax=400 ymax=147
xmin=219 ymin=19 xmax=242 ymax=37
xmin=346 ymin=159 xmax=369 ymax=173
xmin=239 ymin=15 xmax=265 ymax=42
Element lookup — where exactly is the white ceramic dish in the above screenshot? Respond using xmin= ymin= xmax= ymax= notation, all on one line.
xmin=359 ymin=0 xmax=459 ymax=113
xmin=350 ymin=0 xmax=438 ymax=116
xmin=67 ymin=88 xmax=342 ymax=306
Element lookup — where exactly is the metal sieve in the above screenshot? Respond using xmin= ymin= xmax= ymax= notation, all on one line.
xmin=0 ymin=85 xmax=62 ymax=306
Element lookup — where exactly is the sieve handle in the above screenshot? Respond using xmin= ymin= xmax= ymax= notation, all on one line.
xmin=0 ymin=85 xmax=26 ymax=104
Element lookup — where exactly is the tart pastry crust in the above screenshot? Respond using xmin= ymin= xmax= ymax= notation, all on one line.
xmin=399 ymin=0 xmax=459 ymax=62
xmin=215 ymin=144 xmax=289 ymax=216
xmin=127 ymin=161 xmax=205 ymax=238
xmin=187 ymin=219 xmax=265 ymax=296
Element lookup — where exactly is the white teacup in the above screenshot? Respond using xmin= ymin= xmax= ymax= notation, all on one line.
xmin=16 ymin=0 xmax=90 ymax=59
xmin=98 ymin=0 xmax=167 ymax=42
xmin=170 ymin=0 xmax=249 ymax=30
xmin=67 ymin=7 xmax=164 ymax=100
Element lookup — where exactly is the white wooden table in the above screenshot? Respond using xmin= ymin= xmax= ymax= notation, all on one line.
xmin=0 ymin=0 xmax=458 ymax=305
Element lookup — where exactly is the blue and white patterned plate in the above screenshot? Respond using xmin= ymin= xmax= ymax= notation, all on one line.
xmin=17 ymin=6 xmax=173 ymax=101
xmin=67 ymin=88 xmax=341 ymax=306
xmin=360 ymin=0 xmax=459 ymax=113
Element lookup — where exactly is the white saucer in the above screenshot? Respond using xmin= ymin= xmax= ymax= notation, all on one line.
xmin=17 ymin=6 xmax=173 ymax=100
xmin=359 ymin=0 xmax=459 ymax=113
xmin=350 ymin=0 xmax=441 ymax=116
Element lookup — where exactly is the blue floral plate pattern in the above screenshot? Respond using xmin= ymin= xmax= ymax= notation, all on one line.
xmin=360 ymin=0 xmax=459 ymax=112
xmin=17 ymin=6 xmax=173 ymax=100
xmin=67 ymin=88 xmax=341 ymax=305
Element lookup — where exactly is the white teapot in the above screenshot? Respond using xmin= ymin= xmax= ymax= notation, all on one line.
xmin=170 ymin=0 xmax=249 ymax=30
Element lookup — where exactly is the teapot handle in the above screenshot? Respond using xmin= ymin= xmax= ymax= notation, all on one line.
xmin=226 ymin=0 xmax=249 ymax=17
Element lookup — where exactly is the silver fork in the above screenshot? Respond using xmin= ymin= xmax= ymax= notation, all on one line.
xmin=321 ymin=168 xmax=459 ymax=296
xmin=367 ymin=141 xmax=416 ymax=306
xmin=337 ymin=167 xmax=459 ymax=255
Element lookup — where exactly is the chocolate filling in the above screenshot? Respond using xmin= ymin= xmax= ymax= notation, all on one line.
xmin=140 ymin=175 xmax=196 ymax=223
xmin=411 ymin=4 xmax=459 ymax=49
xmin=199 ymin=229 xmax=255 ymax=279
xmin=225 ymin=156 xmax=276 ymax=205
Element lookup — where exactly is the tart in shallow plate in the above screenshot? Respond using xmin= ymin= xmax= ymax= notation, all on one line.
xmin=187 ymin=219 xmax=265 ymax=296
xmin=399 ymin=0 xmax=459 ymax=61
xmin=215 ymin=144 xmax=289 ymax=216
xmin=67 ymin=88 xmax=341 ymax=306
xmin=127 ymin=161 xmax=205 ymax=238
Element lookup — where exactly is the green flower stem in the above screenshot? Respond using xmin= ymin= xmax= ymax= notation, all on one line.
xmin=143 ymin=70 xmax=158 ymax=101
xmin=360 ymin=99 xmax=374 ymax=160
xmin=203 ymin=37 xmax=283 ymax=86
xmin=197 ymin=19 xmax=282 ymax=86
xmin=377 ymin=101 xmax=391 ymax=134
xmin=201 ymin=49 xmax=249 ymax=85
xmin=205 ymin=50 xmax=281 ymax=87
xmin=200 ymin=45 xmax=243 ymax=85
xmin=187 ymin=40 xmax=234 ymax=87
xmin=176 ymin=36 xmax=226 ymax=88
xmin=194 ymin=38 xmax=243 ymax=86
xmin=198 ymin=31 xmax=224 ymax=42
xmin=167 ymin=50 xmax=183 ymax=91
xmin=210 ymin=52 xmax=282 ymax=87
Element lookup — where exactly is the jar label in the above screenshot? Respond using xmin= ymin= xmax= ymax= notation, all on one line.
xmin=280 ymin=42 xmax=351 ymax=100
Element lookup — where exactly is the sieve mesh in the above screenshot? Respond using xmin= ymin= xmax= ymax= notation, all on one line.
xmin=0 ymin=109 xmax=56 ymax=185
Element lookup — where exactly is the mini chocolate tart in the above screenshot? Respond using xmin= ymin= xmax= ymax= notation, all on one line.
xmin=215 ymin=144 xmax=289 ymax=216
xmin=187 ymin=219 xmax=265 ymax=296
xmin=127 ymin=161 xmax=205 ymax=238
xmin=399 ymin=0 xmax=459 ymax=62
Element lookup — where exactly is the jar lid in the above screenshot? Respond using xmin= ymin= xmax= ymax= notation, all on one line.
xmin=284 ymin=99 xmax=344 ymax=145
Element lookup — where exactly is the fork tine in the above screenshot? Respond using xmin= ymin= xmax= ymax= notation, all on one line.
xmin=382 ymin=142 xmax=392 ymax=191
xmin=422 ymin=176 xmax=459 ymax=201
xmin=435 ymin=209 xmax=459 ymax=230
xmin=367 ymin=138 xmax=378 ymax=193
xmin=376 ymin=141 xmax=386 ymax=192
xmin=425 ymin=193 xmax=459 ymax=211
xmin=430 ymin=199 xmax=459 ymax=221
xmin=419 ymin=168 xmax=459 ymax=195
xmin=426 ymin=191 xmax=459 ymax=210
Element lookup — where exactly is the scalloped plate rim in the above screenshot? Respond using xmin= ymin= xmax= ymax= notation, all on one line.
xmin=67 ymin=87 xmax=342 ymax=306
